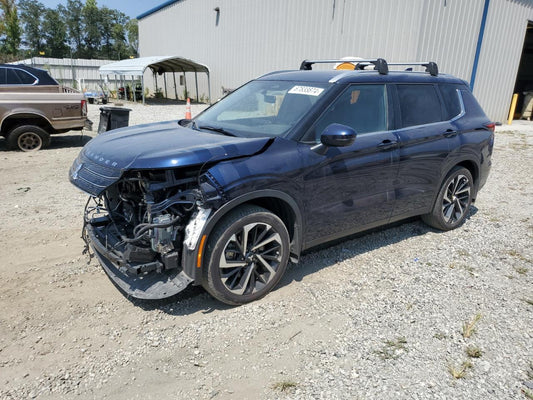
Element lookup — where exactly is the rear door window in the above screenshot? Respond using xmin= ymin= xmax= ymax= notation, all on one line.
xmin=14 ymin=69 xmax=37 ymax=84
xmin=397 ymin=84 xmax=443 ymax=127
xmin=4 ymin=67 xmax=37 ymax=85
xmin=0 ymin=68 xmax=6 ymax=85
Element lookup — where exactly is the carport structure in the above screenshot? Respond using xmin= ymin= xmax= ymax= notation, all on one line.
xmin=98 ymin=56 xmax=211 ymax=105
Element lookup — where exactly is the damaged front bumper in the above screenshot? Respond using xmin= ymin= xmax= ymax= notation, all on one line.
xmin=83 ymin=192 xmax=214 ymax=300
xmin=86 ymin=218 xmax=193 ymax=300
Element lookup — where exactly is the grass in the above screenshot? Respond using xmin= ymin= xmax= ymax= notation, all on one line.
xmin=465 ymin=345 xmax=483 ymax=358
xmin=272 ymin=380 xmax=297 ymax=392
xmin=448 ymin=360 xmax=473 ymax=379
xmin=376 ymin=337 xmax=408 ymax=360
xmin=523 ymin=388 xmax=533 ymax=400
xmin=515 ymin=266 xmax=529 ymax=275
xmin=507 ymin=249 xmax=531 ymax=263
xmin=462 ymin=313 xmax=482 ymax=339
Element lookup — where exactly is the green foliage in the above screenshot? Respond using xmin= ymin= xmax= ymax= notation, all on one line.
xmin=0 ymin=0 xmax=21 ymax=57
xmin=43 ymin=9 xmax=68 ymax=58
xmin=4 ymin=0 xmax=138 ymax=60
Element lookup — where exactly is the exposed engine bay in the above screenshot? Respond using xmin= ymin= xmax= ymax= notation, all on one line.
xmin=83 ymin=168 xmax=217 ymax=287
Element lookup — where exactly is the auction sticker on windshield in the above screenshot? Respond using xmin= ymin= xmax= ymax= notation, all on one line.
xmin=288 ymin=86 xmax=325 ymax=96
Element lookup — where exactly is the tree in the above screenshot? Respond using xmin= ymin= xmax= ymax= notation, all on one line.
xmin=126 ymin=19 xmax=139 ymax=57
xmin=0 ymin=0 xmax=21 ymax=58
xmin=43 ymin=8 xmax=68 ymax=58
xmin=82 ymin=0 xmax=101 ymax=58
xmin=17 ymin=0 xmax=45 ymax=56
xmin=60 ymin=0 xmax=84 ymax=57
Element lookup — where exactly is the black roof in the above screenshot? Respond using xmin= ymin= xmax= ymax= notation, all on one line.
xmin=0 ymin=64 xmax=59 ymax=85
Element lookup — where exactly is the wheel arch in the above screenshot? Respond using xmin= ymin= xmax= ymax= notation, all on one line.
xmin=446 ymin=158 xmax=480 ymax=200
xmin=187 ymin=190 xmax=304 ymax=283
xmin=1 ymin=113 xmax=54 ymax=136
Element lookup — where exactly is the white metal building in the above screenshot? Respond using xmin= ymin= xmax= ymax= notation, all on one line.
xmin=138 ymin=0 xmax=533 ymax=122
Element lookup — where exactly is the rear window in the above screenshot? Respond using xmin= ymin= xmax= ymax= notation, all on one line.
xmin=397 ymin=84 xmax=443 ymax=127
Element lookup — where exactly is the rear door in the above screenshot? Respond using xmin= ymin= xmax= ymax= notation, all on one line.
xmin=300 ymin=84 xmax=400 ymax=246
xmin=390 ymin=83 xmax=455 ymax=218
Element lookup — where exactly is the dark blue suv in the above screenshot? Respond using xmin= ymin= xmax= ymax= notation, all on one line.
xmin=70 ymin=59 xmax=494 ymax=305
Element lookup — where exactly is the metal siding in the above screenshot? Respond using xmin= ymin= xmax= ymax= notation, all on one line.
xmin=138 ymin=0 xmax=533 ymax=119
xmin=473 ymin=0 xmax=533 ymax=122
xmin=14 ymin=57 xmax=114 ymax=90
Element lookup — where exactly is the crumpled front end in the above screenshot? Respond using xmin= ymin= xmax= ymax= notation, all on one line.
xmin=80 ymin=167 xmax=218 ymax=300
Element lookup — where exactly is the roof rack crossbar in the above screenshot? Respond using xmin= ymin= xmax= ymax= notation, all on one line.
xmin=299 ymin=58 xmax=389 ymax=75
xmin=387 ymin=61 xmax=439 ymax=76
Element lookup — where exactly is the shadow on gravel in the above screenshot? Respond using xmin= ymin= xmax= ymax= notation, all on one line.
xmin=47 ymin=134 xmax=94 ymax=150
xmin=121 ymin=207 xmax=478 ymax=315
xmin=129 ymin=286 xmax=235 ymax=315
xmin=0 ymin=133 xmax=93 ymax=152
xmin=279 ymin=207 xmax=478 ymax=289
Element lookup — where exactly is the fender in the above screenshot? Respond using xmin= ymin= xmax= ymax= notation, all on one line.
xmin=182 ymin=189 xmax=304 ymax=284
xmin=430 ymin=154 xmax=481 ymax=209
xmin=0 ymin=110 xmax=53 ymax=133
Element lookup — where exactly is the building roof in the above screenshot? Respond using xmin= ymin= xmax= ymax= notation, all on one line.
xmin=137 ymin=0 xmax=180 ymax=20
xmin=98 ymin=56 xmax=209 ymax=77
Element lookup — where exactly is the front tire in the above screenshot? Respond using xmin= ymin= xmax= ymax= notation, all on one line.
xmin=202 ymin=205 xmax=290 ymax=305
xmin=7 ymin=125 xmax=50 ymax=151
xmin=422 ymin=166 xmax=473 ymax=231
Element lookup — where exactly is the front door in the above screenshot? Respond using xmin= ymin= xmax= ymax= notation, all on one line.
xmin=300 ymin=84 xmax=400 ymax=246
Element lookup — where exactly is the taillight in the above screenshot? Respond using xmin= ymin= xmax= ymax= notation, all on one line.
xmin=484 ymin=122 xmax=495 ymax=132
xmin=81 ymin=99 xmax=87 ymax=116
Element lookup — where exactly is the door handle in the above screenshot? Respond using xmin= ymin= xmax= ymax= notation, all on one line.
xmin=377 ymin=139 xmax=398 ymax=150
xmin=443 ymin=129 xmax=457 ymax=138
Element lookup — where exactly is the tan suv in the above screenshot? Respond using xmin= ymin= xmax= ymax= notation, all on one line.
xmin=0 ymin=64 xmax=88 ymax=151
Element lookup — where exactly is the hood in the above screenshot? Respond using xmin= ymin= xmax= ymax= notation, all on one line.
xmin=83 ymin=120 xmax=271 ymax=170
xmin=70 ymin=120 xmax=271 ymax=195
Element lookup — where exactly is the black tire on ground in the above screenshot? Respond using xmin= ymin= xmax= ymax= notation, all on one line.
xmin=422 ymin=166 xmax=474 ymax=231
xmin=6 ymin=125 xmax=51 ymax=151
xmin=202 ymin=205 xmax=290 ymax=305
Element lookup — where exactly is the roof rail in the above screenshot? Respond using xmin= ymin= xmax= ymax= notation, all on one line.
xmin=299 ymin=59 xmax=439 ymax=76
xmin=387 ymin=61 xmax=439 ymax=76
xmin=299 ymin=58 xmax=389 ymax=75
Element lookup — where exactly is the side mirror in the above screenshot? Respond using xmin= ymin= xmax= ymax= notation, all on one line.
xmin=312 ymin=123 xmax=356 ymax=155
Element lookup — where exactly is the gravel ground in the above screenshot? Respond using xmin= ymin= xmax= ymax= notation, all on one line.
xmin=0 ymin=101 xmax=531 ymax=400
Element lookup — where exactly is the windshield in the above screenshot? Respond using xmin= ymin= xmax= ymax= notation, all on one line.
xmin=194 ymin=80 xmax=330 ymax=138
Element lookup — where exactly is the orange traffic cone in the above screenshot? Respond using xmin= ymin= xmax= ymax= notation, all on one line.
xmin=185 ymin=98 xmax=192 ymax=119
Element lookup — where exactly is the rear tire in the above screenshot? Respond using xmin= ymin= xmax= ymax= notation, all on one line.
xmin=422 ymin=166 xmax=473 ymax=231
xmin=7 ymin=125 xmax=50 ymax=151
xmin=202 ymin=205 xmax=290 ymax=305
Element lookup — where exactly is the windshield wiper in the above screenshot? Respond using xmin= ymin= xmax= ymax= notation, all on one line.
xmin=197 ymin=125 xmax=236 ymax=137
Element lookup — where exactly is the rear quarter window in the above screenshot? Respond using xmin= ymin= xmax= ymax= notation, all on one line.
xmin=439 ymin=84 xmax=464 ymax=119
xmin=460 ymin=89 xmax=488 ymax=118
xmin=397 ymin=84 xmax=443 ymax=127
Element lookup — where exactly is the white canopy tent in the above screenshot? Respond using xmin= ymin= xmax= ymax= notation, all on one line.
xmin=98 ymin=56 xmax=211 ymax=105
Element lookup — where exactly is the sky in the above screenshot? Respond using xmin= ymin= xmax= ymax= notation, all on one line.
xmin=38 ymin=0 xmax=166 ymax=19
